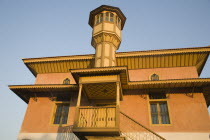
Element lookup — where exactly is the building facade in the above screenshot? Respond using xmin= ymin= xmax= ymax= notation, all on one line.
xmin=9 ymin=5 xmax=210 ymax=140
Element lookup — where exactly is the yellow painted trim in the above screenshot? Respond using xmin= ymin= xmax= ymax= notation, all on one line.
xmin=71 ymin=66 xmax=129 ymax=85
xmin=9 ymin=84 xmax=78 ymax=89
xmin=92 ymin=30 xmax=121 ymax=42
xmin=148 ymin=99 xmax=167 ymax=102
xmin=116 ymin=46 xmax=210 ymax=58
xmin=166 ymin=94 xmax=173 ymax=125
xmin=49 ymin=102 xmax=57 ymax=126
xmin=21 ymin=46 xmax=210 ymax=77
xmin=122 ymin=78 xmax=210 ymax=90
xmin=128 ymin=78 xmax=210 ymax=85
xmin=71 ymin=66 xmax=127 ymax=73
xmin=79 ymin=75 xmax=119 ymax=84
xmin=23 ymin=54 xmax=94 ymax=63
xmin=22 ymin=46 xmax=210 ymax=63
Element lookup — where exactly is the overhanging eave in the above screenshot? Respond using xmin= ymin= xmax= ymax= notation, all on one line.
xmin=124 ymin=78 xmax=210 ymax=89
xmin=9 ymin=84 xmax=79 ymax=103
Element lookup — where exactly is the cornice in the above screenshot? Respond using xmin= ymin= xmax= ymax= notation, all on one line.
xmin=22 ymin=46 xmax=210 ymax=64
xmin=116 ymin=46 xmax=210 ymax=58
xmin=127 ymin=78 xmax=210 ymax=86
xmin=23 ymin=54 xmax=95 ymax=63
xmin=9 ymin=84 xmax=78 ymax=89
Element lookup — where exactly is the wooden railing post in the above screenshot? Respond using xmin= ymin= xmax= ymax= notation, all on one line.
xmin=116 ymin=82 xmax=120 ymax=129
xmin=74 ymin=84 xmax=83 ymax=128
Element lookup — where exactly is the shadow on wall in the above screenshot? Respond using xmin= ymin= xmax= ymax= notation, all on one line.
xmin=56 ymin=125 xmax=79 ymax=140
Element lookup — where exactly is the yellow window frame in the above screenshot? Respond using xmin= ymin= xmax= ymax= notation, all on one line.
xmin=148 ymin=95 xmax=172 ymax=126
xmin=50 ymin=101 xmax=70 ymax=126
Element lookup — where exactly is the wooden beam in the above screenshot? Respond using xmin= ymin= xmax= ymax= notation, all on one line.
xmin=116 ymin=82 xmax=120 ymax=106
xmin=77 ymin=84 xmax=83 ymax=107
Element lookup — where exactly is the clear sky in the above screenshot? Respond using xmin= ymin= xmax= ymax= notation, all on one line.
xmin=0 ymin=0 xmax=210 ymax=139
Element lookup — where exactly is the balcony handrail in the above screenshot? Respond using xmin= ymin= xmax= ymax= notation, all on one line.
xmin=74 ymin=106 xmax=119 ymax=129
xmin=78 ymin=105 xmax=116 ymax=109
xmin=120 ymin=111 xmax=166 ymax=140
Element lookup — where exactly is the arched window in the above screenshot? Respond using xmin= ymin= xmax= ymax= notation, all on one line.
xmin=150 ymin=74 xmax=159 ymax=81
xmin=63 ymin=78 xmax=70 ymax=84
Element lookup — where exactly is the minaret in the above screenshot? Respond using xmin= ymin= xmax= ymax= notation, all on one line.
xmin=89 ymin=5 xmax=126 ymax=67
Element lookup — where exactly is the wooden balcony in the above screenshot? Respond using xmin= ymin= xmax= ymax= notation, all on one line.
xmin=73 ymin=106 xmax=120 ymax=136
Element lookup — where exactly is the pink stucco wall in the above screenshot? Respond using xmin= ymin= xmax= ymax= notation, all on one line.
xmin=128 ymin=66 xmax=198 ymax=81
xmin=120 ymin=91 xmax=210 ymax=132
xmin=34 ymin=67 xmax=198 ymax=85
xmin=35 ymin=73 xmax=76 ymax=84
xmin=21 ymin=92 xmax=210 ymax=133
xmin=20 ymin=94 xmax=91 ymax=133
xmin=20 ymin=67 xmax=209 ymax=134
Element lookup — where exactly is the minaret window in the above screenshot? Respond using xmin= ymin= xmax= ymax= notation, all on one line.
xmin=116 ymin=16 xmax=121 ymax=29
xmin=105 ymin=12 xmax=114 ymax=22
xmin=63 ymin=78 xmax=70 ymax=84
xmin=150 ymin=74 xmax=159 ymax=81
xmin=95 ymin=13 xmax=103 ymax=25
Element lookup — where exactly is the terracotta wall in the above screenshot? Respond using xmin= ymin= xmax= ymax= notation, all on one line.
xmin=120 ymin=90 xmax=210 ymax=132
xmin=128 ymin=66 xmax=198 ymax=81
xmin=35 ymin=73 xmax=76 ymax=84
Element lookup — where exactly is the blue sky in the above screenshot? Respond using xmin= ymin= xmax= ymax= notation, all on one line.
xmin=0 ymin=0 xmax=210 ymax=139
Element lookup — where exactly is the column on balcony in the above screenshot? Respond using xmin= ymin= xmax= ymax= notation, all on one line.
xmin=76 ymin=84 xmax=83 ymax=107
xmin=116 ymin=82 xmax=120 ymax=106
xmin=74 ymin=84 xmax=83 ymax=129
